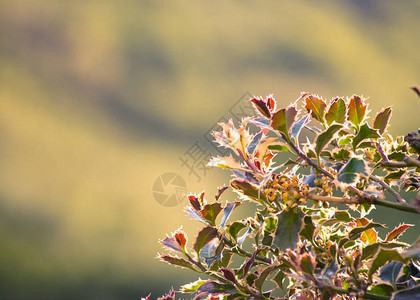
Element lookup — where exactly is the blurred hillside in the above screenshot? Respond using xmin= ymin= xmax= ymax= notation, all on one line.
xmin=0 ymin=1 xmax=419 ymax=299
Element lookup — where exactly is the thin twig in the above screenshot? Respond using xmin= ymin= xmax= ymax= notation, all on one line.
xmin=369 ymin=175 xmax=404 ymax=202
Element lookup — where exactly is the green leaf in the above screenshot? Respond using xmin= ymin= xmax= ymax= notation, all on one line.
xmin=254 ymin=265 xmax=277 ymax=291
xmin=388 ymin=151 xmax=406 ymax=161
xmin=264 ymin=217 xmax=277 ymax=232
xmin=181 ymin=279 xmax=208 ymax=293
xmin=201 ymin=203 xmax=223 ymax=226
xmin=338 ymin=134 xmax=353 ymax=147
xmin=368 ymin=248 xmax=408 ymax=280
xmin=372 ymin=107 xmax=392 ymax=135
xmin=305 ymin=95 xmax=327 ymax=124
xmin=272 ymin=270 xmax=287 ymax=294
xmin=348 ymin=95 xmax=368 ymax=130
xmin=299 ymin=215 xmax=316 ymax=242
xmin=315 ymin=124 xmax=343 ymax=157
xmin=332 ymin=148 xmax=351 ymax=160
xmin=231 ymin=179 xmax=266 ymax=202
xmin=369 ymin=284 xmax=394 ymax=297
xmin=300 ymin=253 xmax=315 ymax=277
xmin=336 ymin=157 xmax=368 ymax=185
xmin=228 ymin=221 xmax=246 ymax=241
xmin=270 ymin=105 xmax=298 ymax=140
xmin=194 ymin=226 xmax=219 ymax=254
xmin=362 ymin=242 xmax=409 ymax=260
xmin=385 ymin=224 xmax=413 ymax=242
xmin=391 ymin=285 xmax=420 ymax=300
xmin=352 ymin=123 xmax=380 ymax=149
xmin=273 ymin=209 xmax=304 ymax=250
xmin=268 ymin=143 xmax=293 ymax=153
xmin=325 ymin=97 xmax=346 ymax=125
xmin=160 ymin=255 xmax=196 ymax=271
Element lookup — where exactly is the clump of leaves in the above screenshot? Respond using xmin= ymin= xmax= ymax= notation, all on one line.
xmin=152 ymin=93 xmax=420 ymax=300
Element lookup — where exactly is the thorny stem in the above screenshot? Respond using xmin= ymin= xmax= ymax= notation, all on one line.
xmin=369 ymin=174 xmax=404 ymax=202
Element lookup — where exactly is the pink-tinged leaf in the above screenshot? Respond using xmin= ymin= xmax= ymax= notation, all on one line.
xmin=157 ymin=288 xmax=176 ymax=300
xmin=325 ymin=97 xmax=346 ymax=125
xmin=194 ymin=226 xmax=219 ymax=254
xmin=347 ymin=95 xmax=368 ymax=129
xmin=161 ymin=228 xmax=188 ymax=253
xmin=385 ymin=224 xmax=413 ymax=242
xmin=360 ymin=227 xmax=377 ymax=244
xmin=304 ymin=95 xmax=327 ymax=124
xmin=299 ymin=252 xmax=316 ymax=277
xmin=254 ymin=137 xmax=277 ymax=170
xmin=201 ymin=203 xmax=223 ymax=226
xmin=141 ymin=294 xmax=151 ymax=300
xmin=219 ymin=268 xmax=237 ymax=283
xmin=207 ymin=155 xmax=245 ymax=170
xmin=372 ymin=107 xmax=392 ymax=135
xmin=160 ymin=255 xmax=196 ymax=272
xmin=266 ymin=94 xmax=277 ymax=112
xmin=250 ymin=96 xmax=271 ymax=118
xmin=270 ymin=105 xmax=297 ymax=140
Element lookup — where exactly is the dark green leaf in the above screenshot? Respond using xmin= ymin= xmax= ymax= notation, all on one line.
xmin=369 ymin=284 xmax=394 ymax=297
xmin=348 ymin=95 xmax=367 ymax=130
xmin=272 ymin=270 xmax=287 ymax=294
xmin=273 ymin=209 xmax=304 ymax=250
xmin=325 ymin=97 xmax=346 ymax=125
xmin=352 ymin=123 xmax=380 ymax=149
xmin=194 ymin=226 xmax=219 ymax=254
xmin=368 ymin=248 xmax=408 ymax=279
xmin=305 ymin=95 xmax=327 ymax=124
xmin=372 ymin=107 xmax=392 ymax=135
xmin=388 ymin=151 xmax=406 ymax=161
xmin=315 ymin=124 xmax=343 ymax=157
xmin=300 ymin=215 xmax=316 ymax=242
xmin=378 ymin=261 xmax=404 ymax=290
xmin=337 ymin=157 xmax=368 ymax=185
xmin=201 ymin=203 xmax=223 ymax=226
xmin=254 ymin=265 xmax=277 ymax=291
xmin=332 ymin=148 xmax=351 ymax=160
xmin=362 ymin=242 xmax=409 ymax=260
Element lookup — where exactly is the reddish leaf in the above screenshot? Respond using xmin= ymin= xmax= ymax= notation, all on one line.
xmin=160 ymin=255 xmax=196 ymax=271
xmin=299 ymin=252 xmax=316 ymax=277
xmin=305 ymin=95 xmax=327 ymax=124
xmin=250 ymin=96 xmax=271 ymax=118
xmin=188 ymin=194 xmax=202 ymax=212
xmin=220 ymin=268 xmax=237 ymax=283
xmin=385 ymin=224 xmax=413 ymax=242
xmin=372 ymin=107 xmax=392 ymax=135
xmin=141 ymin=294 xmax=151 ymax=300
xmin=347 ymin=95 xmax=367 ymax=129
xmin=157 ymin=288 xmax=176 ymax=300
xmin=161 ymin=228 xmax=188 ymax=253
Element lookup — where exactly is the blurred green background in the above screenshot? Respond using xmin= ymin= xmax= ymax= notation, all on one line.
xmin=1 ymin=1 xmax=419 ymax=299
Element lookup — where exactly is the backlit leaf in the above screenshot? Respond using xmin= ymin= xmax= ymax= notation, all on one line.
xmin=385 ymin=224 xmax=413 ymax=242
xmin=315 ymin=124 xmax=343 ymax=157
xmin=372 ymin=107 xmax=392 ymax=135
xmin=220 ymin=201 xmax=241 ymax=227
xmin=201 ymin=203 xmax=223 ymax=226
xmin=270 ymin=105 xmax=298 ymax=140
xmin=368 ymin=248 xmax=408 ymax=279
xmin=181 ymin=280 xmax=207 ymax=293
xmin=196 ymin=281 xmax=236 ymax=295
xmin=352 ymin=123 xmax=380 ymax=149
xmin=291 ymin=114 xmax=310 ymax=138
xmin=305 ymin=95 xmax=327 ymax=124
xmin=362 ymin=242 xmax=409 ymax=260
xmin=250 ymin=97 xmax=271 ymax=118
xmin=160 ymin=255 xmax=196 ymax=271
xmin=207 ymin=155 xmax=245 ymax=171
xmin=336 ymin=157 xmax=368 ymax=185
xmin=231 ymin=179 xmax=266 ymax=202
xmin=268 ymin=143 xmax=293 ymax=153
xmin=325 ymin=97 xmax=346 ymax=125
xmin=228 ymin=221 xmax=246 ymax=241
xmin=273 ymin=209 xmax=304 ymax=250
xmin=194 ymin=226 xmax=219 ymax=254
xmin=347 ymin=95 xmax=367 ymax=129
